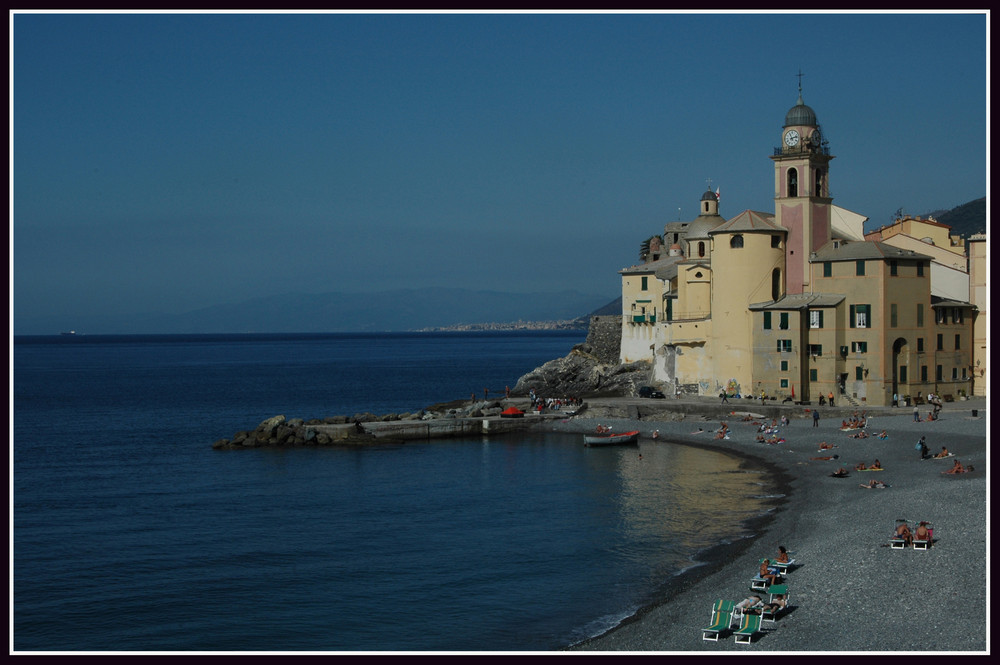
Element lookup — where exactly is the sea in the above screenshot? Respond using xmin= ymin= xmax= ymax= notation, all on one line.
xmin=12 ymin=331 xmax=779 ymax=653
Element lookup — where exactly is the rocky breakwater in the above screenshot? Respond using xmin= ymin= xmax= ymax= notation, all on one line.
xmin=512 ymin=315 xmax=652 ymax=397
xmin=212 ymin=399 xmax=537 ymax=449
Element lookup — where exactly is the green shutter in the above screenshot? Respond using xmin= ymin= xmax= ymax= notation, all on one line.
xmin=763 ymin=312 xmax=771 ymax=330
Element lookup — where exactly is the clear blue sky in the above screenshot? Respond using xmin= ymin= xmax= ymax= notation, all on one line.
xmin=11 ymin=11 xmax=988 ymax=331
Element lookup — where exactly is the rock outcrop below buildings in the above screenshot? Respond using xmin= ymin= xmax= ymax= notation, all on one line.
xmin=512 ymin=315 xmax=653 ymax=398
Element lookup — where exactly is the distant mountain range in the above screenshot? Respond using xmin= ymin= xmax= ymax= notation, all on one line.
xmin=18 ymin=288 xmax=618 ymax=335
xmin=928 ymin=197 xmax=986 ymax=239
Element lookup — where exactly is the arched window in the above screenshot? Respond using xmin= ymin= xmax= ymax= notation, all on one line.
xmin=730 ymin=235 xmax=744 ymax=249
xmin=698 ymin=241 xmax=705 ymax=258
xmin=814 ymin=168 xmax=824 ymax=197
xmin=771 ymin=268 xmax=782 ymax=301
xmin=787 ymin=168 xmax=798 ymax=197
xmin=703 ymin=201 xmax=710 ymax=213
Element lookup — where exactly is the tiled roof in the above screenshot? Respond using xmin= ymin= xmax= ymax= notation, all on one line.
xmin=619 ymin=254 xmax=686 ymax=275
xmin=810 ymin=240 xmax=933 ymax=262
xmin=709 ymin=210 xmax=782 ymax=234
xmin=749 ymin=293 xmax=846 ymax=310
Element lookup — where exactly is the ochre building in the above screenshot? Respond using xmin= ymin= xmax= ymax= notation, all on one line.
xmin=619 ymin=89 xmax=981 ymax=407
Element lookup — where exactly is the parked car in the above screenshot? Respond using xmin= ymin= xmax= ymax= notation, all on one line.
xmin=638 ymin=386 xmax=666 ymax=399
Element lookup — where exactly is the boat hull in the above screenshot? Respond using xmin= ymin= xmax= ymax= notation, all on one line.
xmin=583 ymin=430 xmax=640 ymax=446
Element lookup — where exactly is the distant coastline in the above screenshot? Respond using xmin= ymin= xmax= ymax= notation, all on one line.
xmin=414 ymin=319 xmax=588 ymax=332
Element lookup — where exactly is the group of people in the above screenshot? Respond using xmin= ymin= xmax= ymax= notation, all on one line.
xmin=527 ymin=389 xmax=582 ymax=412
xmin=732 ymin=546 xmax=791 ymax=619
xmin=854 ymin=459 xmax=882 ymax=471
xmin=894 ymin=520 xmax=932 ymax=546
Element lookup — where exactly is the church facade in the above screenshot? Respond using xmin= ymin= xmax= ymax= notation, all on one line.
xmin=619 ymin=91 xmax=978 ymax=407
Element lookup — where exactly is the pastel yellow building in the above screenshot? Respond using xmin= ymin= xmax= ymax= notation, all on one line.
xmin=619 ymin=87 xmax=980 ymax=406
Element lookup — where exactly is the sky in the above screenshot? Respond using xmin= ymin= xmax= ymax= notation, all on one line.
xmin=10 ymin=11 xmax=989 ymax=332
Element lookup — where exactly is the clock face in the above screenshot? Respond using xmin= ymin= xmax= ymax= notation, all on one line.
xmin=811 ymin=129 xmax=822 ymax=145
xmin=784 ymin=129 xmax=800 ymax=147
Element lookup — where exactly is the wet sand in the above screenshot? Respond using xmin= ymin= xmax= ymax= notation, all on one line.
xmin=550 ymin=398 xmax=988 ymax=652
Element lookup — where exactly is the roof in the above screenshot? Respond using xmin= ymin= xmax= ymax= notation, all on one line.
xmin=810 ymin=240 xmax=934 ymax=263
xmin=784 ymin=95 xmax=818 ymax=127
xmin=709 ymin=210 xmax=782 ymax=234
xmin=749 ymin=293 xmax=846 ymax=311
xmin=619 ymin=254 xmax=686 ymax=276
xmin=930 ymin=298 xmax=976 ymax=310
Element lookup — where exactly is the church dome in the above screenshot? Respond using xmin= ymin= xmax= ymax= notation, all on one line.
xmin=784 ymin=96 xmax=817 ymax=127
xmin=701 ymin=189 xmax=718 ymax=202
xmin=685 ymin=213 xmax=725 ymax=239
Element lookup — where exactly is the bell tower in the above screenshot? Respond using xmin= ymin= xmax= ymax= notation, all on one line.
xmin=770 ymin=74 xmax=834 ymax=295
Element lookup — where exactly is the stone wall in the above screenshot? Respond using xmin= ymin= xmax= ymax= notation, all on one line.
xmin=582 ymin=315 xmax=622 ymax=365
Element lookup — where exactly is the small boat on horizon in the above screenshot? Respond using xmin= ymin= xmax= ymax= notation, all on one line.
xmin=60 ymin=330 xmax=77 ymax=336
xmin=583 ymin=430 xmax=640 ymax=447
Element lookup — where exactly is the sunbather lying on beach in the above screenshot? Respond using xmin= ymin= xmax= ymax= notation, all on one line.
xmin=855 ymin=462 xmax=867 ymax=471
xmin=830 ymin=468 xmax=850 ymax=478
xmin=877 ymin=430 xmax=889 ymax=439
xmin=763 ymin=594 xmax=787 ymax=614
xmin=934 ymin=447 xmax=950 ymax=458
xmin=735 ymin=596 xmax=764 ymax=614
xmin=818 ymin=442 xmax=836 ymax=450
xmin=942 ymin=460 xmax=974 ymax=474
xmin=859 ymin=479 xmax=887 ymax=489
xmin=872 ymin=459 xmax=882 ymax=469
xmin=809 ymin=455 xmax=839 ymax=461
xmin=849 ymin=430 xmax=870 ymax=439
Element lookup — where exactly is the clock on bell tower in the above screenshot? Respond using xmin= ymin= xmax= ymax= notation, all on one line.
xmin=770 ymin=77 xmax=834 ymax=295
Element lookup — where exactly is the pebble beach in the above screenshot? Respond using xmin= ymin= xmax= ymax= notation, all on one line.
xmin=552 ymin=396 xmax=988 ymax=653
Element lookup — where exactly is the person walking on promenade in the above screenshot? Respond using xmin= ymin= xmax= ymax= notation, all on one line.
xmin=720 ymin=391 xmax=729 ymax=404
xmin=828 ymin=391 xmax=835 ymax=407
xmin=917 ymin=436 xmax=929 ymax=460
xmin=893 ymin=393 xmax=899 ymax=407
xmin=812 ymin=409 xmax=820 ymax=428
xmin=913 ymin=405 xmax=920 ymax=422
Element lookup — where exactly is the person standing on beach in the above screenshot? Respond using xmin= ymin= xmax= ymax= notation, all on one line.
xmin=812 ymin=409 xmax=820 ymax=427
xmin=917 ymin=436 xmax=929 ymax=460
xmin=913 ymin=405 xmax=920 ymax=422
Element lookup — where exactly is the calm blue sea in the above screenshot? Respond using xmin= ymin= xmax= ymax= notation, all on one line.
xmin=13 ymin=332 xmax=776 ymax=652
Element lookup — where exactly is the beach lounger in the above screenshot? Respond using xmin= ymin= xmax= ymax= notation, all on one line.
xmin=762 ymin=557 xmax=796 ymax=574
xmin=762 ymin=589 xmax=790 ymax=624
xmin=733 ymin=612 xmax=763 ymax=644
xmin=702 ymin=599 xmax=736 ymax=641
xmin=750 ymin=576 xmax=769 ymax=591
xmin=767 ymin=584 xmax=787 ymax=605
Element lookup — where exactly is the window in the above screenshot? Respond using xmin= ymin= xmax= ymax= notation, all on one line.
xmin=777 ymin=339 xmax=792 ymax=352
xmin=851 ymin=341 xmax=868 ymax=353
xmin=936 ymin=309 xmax=947 ymax=325
xmin=779 ymin=312 xmax=789 ymax=330
xmin=809 ymin=310 xmax=823 ymax=329
xmin=890 ymin=304 xmax=898 ymax=328
xmin=780 ymin=360 xmax=789 ymax=371
xmin=955 ymin=334 xmax=961 ymax=350
xmin=823 ymin=262 xmax=832 ymax=277
xmin=962 ymin=368 xmax=968 ymax=379
xmin=788 ymin=168 xmax=798 ymax=197
xmin=809 ymin=369 xmax=818 ymax=382
xmin=890 ymin=260 xmax=898 ymax=276
xmin=921 ymin=365 xmax=928 ymax=382
xmin=808 ymin=344 xmax=823 ymax=357
xmin=850 ymin=304 xmax=871 ymax=329
xmin=900 ymin=366 xmax=908 ymax=383
xmin=936 ymin=334 xmax=943 ymax=351
xmin=856 ymin=366 xmax=864 ymax=381
xmin=856 ymin=260 xmax=866 ymax=276
xmin=917 ymin=337 xmax=924 ymax=352
xmin=917 ymin=262 xmax=924 ymax=277
xmin=814 ymin=168 xmax=824 ymax=196
xmin=917 ymin=303 xmax=924 ymax=327
xmin=730 ymin=235 xmax=744 ymax=249
xmin=936 ymin=365 xmax=943 ymax=381
xmin=763 ymin=312 xmax=772 ymax=330
xmin=772 ymin=269 xmax=782 ymax=301
xmin=953 ymin=308 xmax=963 ymax=324
xmin=698 ymin=241 xmax=705 ymax=258
xmin=780 ymin=379 xmax=789 ymax=388
xmin=771 ymin=235 xmax=781 ymax=248
xmin=952 ymin=367 xmax=958 ymax=380
xmin=641 ymin=276 xmax=648 ymax=291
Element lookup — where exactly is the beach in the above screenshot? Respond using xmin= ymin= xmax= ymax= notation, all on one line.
xmin=551 ymin=396 xmax=988 ymax=652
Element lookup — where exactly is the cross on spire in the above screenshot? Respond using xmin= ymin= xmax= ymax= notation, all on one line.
xmin=796 ymin=70 xmax=804 ymax=103
xmin=706 ymin=177 xmax=713 ymax=191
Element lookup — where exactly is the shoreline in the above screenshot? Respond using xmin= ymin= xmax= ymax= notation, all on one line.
xmin=542 ymin=397 xmax=987 ymax=652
